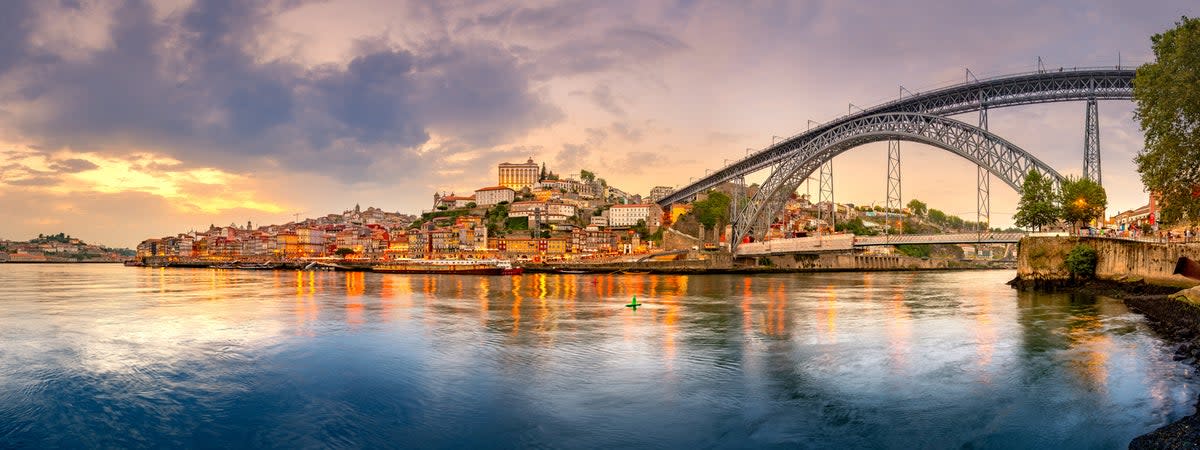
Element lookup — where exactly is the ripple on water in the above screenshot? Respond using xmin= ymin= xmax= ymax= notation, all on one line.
xmin=0 ymin=266 xmax=1196 ymax=448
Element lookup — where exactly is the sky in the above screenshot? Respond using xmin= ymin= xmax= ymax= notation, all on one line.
xmin=0 ymin=0 xmax=1194 ymax=248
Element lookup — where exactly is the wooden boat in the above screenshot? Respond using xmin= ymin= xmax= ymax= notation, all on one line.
xmin=123 ymin=260 xmax=144 ymax=267
xmin=373 ymin=259 xmax=522 ymax=275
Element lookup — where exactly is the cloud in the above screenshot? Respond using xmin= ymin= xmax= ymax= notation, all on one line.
xmin=0 ymin=0 xmax=560 ymax=183
xmin=49 ymin=158 xmax=98 ymax=173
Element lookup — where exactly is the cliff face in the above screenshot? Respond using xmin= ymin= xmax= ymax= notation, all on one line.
xmin=1016 ymin=237 xmax=1200 ymax=287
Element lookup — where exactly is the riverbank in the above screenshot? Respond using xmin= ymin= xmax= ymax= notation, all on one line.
xmin=1012 ymin=236 xmax=1200 ymax=447
xmin=1012 ymin=278 xmax=1200 ymax=447
xmin=0 ymin=260 xmax=124 ymax=264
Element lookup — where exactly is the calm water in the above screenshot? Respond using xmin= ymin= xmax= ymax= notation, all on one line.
xmin=0 ymin=265 xmax=1196 ymax=449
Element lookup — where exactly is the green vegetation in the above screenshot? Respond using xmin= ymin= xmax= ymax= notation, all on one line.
xmin=693 ymin=191 xmax=731 ymax=231
xmin=334 ymin=248 xmax=356 ymax=257
xmin=31 ymin=232 xmax=74 ymax=244
xmin=580 ymin=169 xmax=596 ymax=183
xmin=905 ymin=199 xmax=927 ymax=217
xmin=1134 ymin=16 xmax=1200 ymax=225
xmin=506 ymin=216 xmax=529 ymax=231
xmin=484 ymin=204 xmax=510 ymax=236
xmin=421 ymin=209 xmax=470 ymax=221
xmin=836 ymin=218 xmax=879 ymax=236
xmin=895 ymin=244 xmax=931 ymax=258
xmin=1065 ymin=244 xmax=1099 ymax=279
xmin=1058 ymin=176 xmax=1107 ymax=233
xmin=1013 ymin=170 xmax=1059 ymax=231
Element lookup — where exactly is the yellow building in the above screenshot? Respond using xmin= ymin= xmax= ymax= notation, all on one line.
xmin=492 ymin=237 xmax=568 ymax=260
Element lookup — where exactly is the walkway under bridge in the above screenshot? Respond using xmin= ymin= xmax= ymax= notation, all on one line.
xmin=734 ymin=232 xmax=1024 ymax=256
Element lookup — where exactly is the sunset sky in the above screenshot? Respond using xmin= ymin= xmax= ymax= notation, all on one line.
xmin=0 ymin=0 xmax=1195 ymax=248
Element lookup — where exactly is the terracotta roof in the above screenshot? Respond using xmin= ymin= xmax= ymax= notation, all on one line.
xmin=475 ymin=186 xmax=515 ymax=192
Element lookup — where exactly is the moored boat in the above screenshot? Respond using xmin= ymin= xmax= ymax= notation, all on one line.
xmin=236 ymin=262 xmax=278 ymax=270
xmin=373 ymin=259 xmax=523 ymax=275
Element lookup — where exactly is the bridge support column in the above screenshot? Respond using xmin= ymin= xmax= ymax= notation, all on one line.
xmin=1084 ymin=98 xmax=1101 ymax=185
xmin=977 ymin=105 xmax=990 ymax=236
xmin=886 ymin=140 xmax=901 ymax=240
xmin=819 ymin=160 xmax=835 ymax=232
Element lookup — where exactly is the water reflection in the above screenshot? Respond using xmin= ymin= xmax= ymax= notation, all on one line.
xmin=1 ymin=266 xmax=1196 ymax=448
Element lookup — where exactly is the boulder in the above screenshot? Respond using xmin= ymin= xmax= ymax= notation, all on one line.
xmin=1170 ymin=285 xmax=1200 ymax=307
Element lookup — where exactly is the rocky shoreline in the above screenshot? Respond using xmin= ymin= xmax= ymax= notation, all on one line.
xmin=1011 ymin=278 xmax=1200 ymax=448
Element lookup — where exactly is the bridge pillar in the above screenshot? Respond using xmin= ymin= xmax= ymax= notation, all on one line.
xmin=1084 ymin=98 xmax=1101 ymax=185
xmin=819 ymin=160 xmax=835 ymax=231
xmin=977 ymin=105 xmax=990 ymax=235
xmin=886 ymin=140 xmax=901 ymax=240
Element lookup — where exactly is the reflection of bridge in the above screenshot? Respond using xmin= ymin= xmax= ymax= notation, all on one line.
xmin=654 ymin=67 xmax=1134 ymax=252
xmin=734 ymin=233 xmax=1024 ymax=256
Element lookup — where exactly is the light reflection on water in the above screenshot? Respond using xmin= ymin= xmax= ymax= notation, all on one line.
xmin=0 ymin=265 xmax=1195 ymax=448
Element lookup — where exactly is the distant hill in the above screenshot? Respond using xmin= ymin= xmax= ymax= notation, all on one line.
xmin=0 ymin=233 xmax=135 ymax=263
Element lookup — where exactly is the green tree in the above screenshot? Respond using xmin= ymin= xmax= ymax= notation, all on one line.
xmin=580 ymin=169 xmax=596 ymax=183
xmin=1134 ymin=16 xmax=1200 ymax=225
xmin=1013 ymin=170 xmax=1059 ymax=231
xmin=334 ymin=248 xmax=356 ymax=257
xmin=632 ymin=219 xmax=650 ymax=239
xmin=694 ymin=191 xmax=732 ymax=230
xmin=1058 ymin=176 xmax=1107 ymax=234
xmin=906 ymin=199 xmax=928 ymax=217
xmin=928 ymin=209 xmax=947 ymax=225
xmin=1065 ymin=244 xmax=1098 ymax=280
xmin=835 ymin=217 xmax=878 ymax=235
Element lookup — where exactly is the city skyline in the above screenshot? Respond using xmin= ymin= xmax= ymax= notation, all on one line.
xmin=0 ymin=1 xmax=1195 ymax=247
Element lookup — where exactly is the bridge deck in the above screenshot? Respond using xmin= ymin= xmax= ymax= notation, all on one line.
xmin=735 ymin=233 xmax=1023 ymax=256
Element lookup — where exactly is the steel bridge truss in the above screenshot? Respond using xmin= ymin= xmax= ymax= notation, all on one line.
xmin=732 ymin=113 xmax=1066 ymax=247
xmin=658 ymin=69 xmax=1132 ymax=207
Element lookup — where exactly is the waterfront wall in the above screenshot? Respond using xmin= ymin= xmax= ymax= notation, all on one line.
xmin=1017 ymin=237 xmax=1200 ymax=287
xmin=758 ymin=253 xmax=964 ymax=271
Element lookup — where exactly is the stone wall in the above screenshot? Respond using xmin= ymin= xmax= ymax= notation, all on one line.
xmin=1017 ymin=236 xmax=1200 ymax=287
xmin=661 ymin=227 xmax=701 ymax=251
xmin=759 ymin=253 xmax=952 ymax=270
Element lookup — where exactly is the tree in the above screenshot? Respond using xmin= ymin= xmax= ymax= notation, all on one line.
xmin=694 ymin=191 xmax=732 ymax=230
xmin=1058 ymin=176 xmax=1107 ymax=234
xmin=906 ymin=199 xmax=928 ymax=217
xmin=1013 ymin=170 xmax=1059 ymax=231
xmin=928 ymin=209 xmax=947 ymax=225
xmin=334 ymin=248 xmax=356 ymax=257
xmin=580 ymin=169 xmax=596 ymax=183
xmin=1065 ymin=244 xmax=1098 ymax=280
xmin=1134 ymin=16 xmax=1200 ymax=225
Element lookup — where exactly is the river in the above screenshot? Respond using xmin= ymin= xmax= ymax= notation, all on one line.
xmin=0 ymin=264 xmax=1195 ymax=448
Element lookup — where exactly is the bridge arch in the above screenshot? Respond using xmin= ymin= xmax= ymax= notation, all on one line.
xmin=659 ymin=68 xmax=1132 ymax=207
xmin=733 ymin=112 xmax=1064 ymax=245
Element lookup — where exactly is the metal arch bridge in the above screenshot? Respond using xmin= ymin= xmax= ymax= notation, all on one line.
xmin=656 ymin=67 xmax=1133 ymax=208
xmin=732 ymin=112 xmax=1065 ymax=242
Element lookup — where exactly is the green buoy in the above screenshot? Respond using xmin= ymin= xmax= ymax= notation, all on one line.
xmin=626 ymin=295 xmax=640 ymax=309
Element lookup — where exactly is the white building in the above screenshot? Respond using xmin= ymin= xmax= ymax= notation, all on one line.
xmin=474 ymin=186 xmax=516 ymax=206
xmin=608 ymin=204 xmax=663 ymax=227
